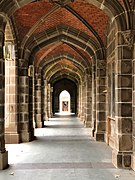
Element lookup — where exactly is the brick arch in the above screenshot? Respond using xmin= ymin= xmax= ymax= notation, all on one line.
xmin=43 ymin=58 xmax=85 ymax=77
xmin=46 ymin=67 xmax=82 ymax=83
xmin=39 ymin=52 xmax=90 ymax=74
xmin=86 ymin=0 xmax=127 ymax=30
xmin=22 ymin=25 xmax=102 ymax=65
xmin=0 ymin=0 xmax=127 ymax=29
xmin=50 ymin=73 xmax=79 ymax=85
xmin=36 ymin=42 xmax=90 ymax=68
xmin=52 ymin=78 xmax=78 ymax=114
xmin=19 ymin=3 xmax=104 ymax=56
xmin=47 ymin=72 xmax=85 ymax=85
xmin=45 ymin=64 xmax=83 ymax=82
xmin=43 ymin=59 xmax=85 ymax=81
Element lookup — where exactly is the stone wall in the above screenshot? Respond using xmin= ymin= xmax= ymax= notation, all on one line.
xmin=132 ymin=41 xmax=135 ymax=171
xmin=106 ymin=20 xmax=116 ymax=148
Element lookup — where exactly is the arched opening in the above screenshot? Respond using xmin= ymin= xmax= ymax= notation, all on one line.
xmin=52 ymin=78 xmax=77 ymax=115
xmin=59 ymin=90 xmax=71 ymax=114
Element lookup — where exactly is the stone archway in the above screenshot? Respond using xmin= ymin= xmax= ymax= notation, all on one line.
xmin=59 ymin=90 xmax=71 ymax=114
xmin=52 ymin=78 xmax=77 ymax=115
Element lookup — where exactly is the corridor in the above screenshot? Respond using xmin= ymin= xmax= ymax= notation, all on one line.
xmin=0 ymin=115 xmax=135 ymax=180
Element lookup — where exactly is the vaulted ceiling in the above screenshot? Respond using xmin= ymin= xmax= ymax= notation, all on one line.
xmin=0 ymin=0 xmax=127 ymax=84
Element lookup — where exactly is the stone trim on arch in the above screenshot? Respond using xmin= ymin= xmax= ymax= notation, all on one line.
xmin=39 ymin=52 xmax=88 ymax=71
xmin=45 ymin=65 xmax=83 ymax=83
xmin=50 ymin=73 xmax=79 ymax=85
xmin=22 ymin=25 xmax=103 ymax=65
xmin=86 ymin=0 xmax=127 ymax=30
xmin=43 ymin=59 xmax=85 ymax=78
xmin=44 ymin=62 xmax=84 ymax=80
xmin=0 ymin=0 xmax=128 ymax=41
xmin=40 ymin=53 xmax=87 ymax=76
xmin=36 ymin=43 xmax=91 ymax=70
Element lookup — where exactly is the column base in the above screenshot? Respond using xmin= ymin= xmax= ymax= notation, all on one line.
xmin=80 ymin=116 xmax=84 ymax=121
xmin=5 ymin=133 xmax=20 ymax=144
xmin=91 ymin=128 xmax=95 ymax=137
xmin=84 ymin=121 xmax=91 ymax=128
xmin=43 ymin=114 xmax=49 ymax=121
xmin=131 ymin=153 xmax=135 ymax=171
xmin=94 ymin=132 xmax=104 ymax=141
xmin=20 ymin=130 xmax=35 ymax=142
xmin=36 ymin=121 xmax=44 ymax=128
xmin=0 ymin=151 xmax=8 ymax=170
xmin=112 ymin=149 xmax=132 ymax=168
xmin=45 ymin=116 xmax=49 ymax=121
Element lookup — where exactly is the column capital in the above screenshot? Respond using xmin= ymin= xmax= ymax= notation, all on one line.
xmin=121 ymin=30 xmax=135 ymax=49
xmin=96 ymin=60 xmax=106 ymax=69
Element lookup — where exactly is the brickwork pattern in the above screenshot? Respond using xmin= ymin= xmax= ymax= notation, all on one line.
xmin=14 ymin=1 xmax=108 ymax=42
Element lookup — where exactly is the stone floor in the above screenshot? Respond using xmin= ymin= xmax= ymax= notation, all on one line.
xmin=1 ymin=115 xmax=135 ymax=180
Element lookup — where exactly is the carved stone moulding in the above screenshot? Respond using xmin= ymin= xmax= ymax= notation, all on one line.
xmin=121 ymin=30 xmax=135 ymax=49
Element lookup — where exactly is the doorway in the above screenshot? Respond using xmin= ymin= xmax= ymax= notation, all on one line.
xmin=59 ymin=90 xmax=70 ymax=114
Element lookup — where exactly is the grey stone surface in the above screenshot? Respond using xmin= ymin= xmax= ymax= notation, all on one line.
xmin=0 ymin=115 xmax=135 ymax=179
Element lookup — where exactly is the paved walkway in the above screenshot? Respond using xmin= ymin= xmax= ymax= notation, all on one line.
xmin=1 ymin=115 xmax=135 ymax=180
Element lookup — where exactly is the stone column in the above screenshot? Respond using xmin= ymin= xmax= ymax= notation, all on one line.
xmin=48 ymin=84 xmax=53 ymax=118
xmin=28 ymin=65 xmax=34 ymax=139
xmin=0 ymin=30 xmax=8 ymax=170
xmin=43 ymin=80 xmax=49 ymax=121
xmin=94 ymin=60 xmax=106 ymax=141
xmin=92 ymin=62 xmax=96 ymax=136
xmin=78 ymin=84 xmax=82 ymax=117
xmin=84 ymin=74 xmax=92 ymax=127
xmin=80 ymin=82 xmax=85 ymax=121
xmin=132 ymin=39 xmax=135 ymax=171
xmin=5 ymin=56 xmax=20 ymax=144
xmin=19 ymin=63 xmax=34 ymax=142
xmin=112 ymin=30 xmax=133 ymax=168
xmin=35 ymin=67 xmax=43 ymax=128
xmin=32 ymin=66 xmax=35 ymax=128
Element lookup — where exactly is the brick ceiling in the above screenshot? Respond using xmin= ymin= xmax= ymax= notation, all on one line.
xmin=13 ymin=0 xmax=109 ymax=67
xmin=0 ymin=0 xmax=123 ymax=81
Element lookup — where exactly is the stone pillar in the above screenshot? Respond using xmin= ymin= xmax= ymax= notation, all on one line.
xmin=48 ymin=84 xmax=52 ymax=118
xmin=0 ymin=30 xmax=8 ymax=170
xmin=132 ymin=39 xmax=135 ymax=171
xmin=35 ymin=67 xmax=43 ymax=128
xmin=78 ymin=84 xmax=82 ymax=117
xmin=92 ymin=62 xmax=96 ymax=136
xmin=84 ymin=74 xmax=92 ymax=127
xmin=32 ymin=66 xmax=35 ymax=128
xmin=19 ymin=63 xmax=34 ymax=142
xmin=28 ymin=65 xmax=34 ymax=139
xmin=94 ymin=60 xmax=106 ymax=141
xmin=112 ymin=30 xmax=133 ymax=168
xmin=5 ymin=57 xmax=20 ymax=144
xmin=43 ymin=80 xmax=49 ymax=121
xmin=80 ymin=82 xmax=85 ymax=121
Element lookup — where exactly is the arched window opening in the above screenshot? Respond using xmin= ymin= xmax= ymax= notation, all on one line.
xmin=59 ymin=90 xmax=71 ymax=114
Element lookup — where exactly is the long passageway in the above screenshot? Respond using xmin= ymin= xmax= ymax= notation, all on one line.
xmin=1 ymin=116 xmax=135 ymax=180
